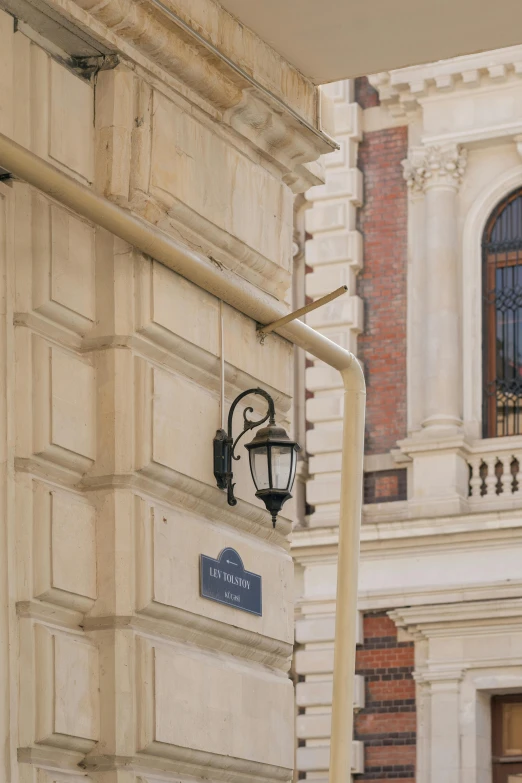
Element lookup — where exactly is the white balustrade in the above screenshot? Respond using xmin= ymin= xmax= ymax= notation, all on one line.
xmin=467 ymin=441 xmax=522 ymax=501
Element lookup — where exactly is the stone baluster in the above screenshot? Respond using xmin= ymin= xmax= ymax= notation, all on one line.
xmin=484 ymin=455 xmax=499 ymax=497
xmin=468 ymin=456 xmax=483 ymax=498
xmin=511 ymin=452 xmax=522 ymax=495
xmin=500 ymin=456 xmax=513 ymax=496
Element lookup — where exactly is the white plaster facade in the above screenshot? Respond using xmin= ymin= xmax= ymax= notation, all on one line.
xmin=294 ymin=49 xmax=522 ymax=783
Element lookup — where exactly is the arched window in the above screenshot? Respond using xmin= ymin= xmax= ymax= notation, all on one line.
xmin=483 ymin=190 xmax=522 ymax=437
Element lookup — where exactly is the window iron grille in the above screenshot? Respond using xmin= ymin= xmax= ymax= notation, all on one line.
xmin=483 ymin=190 xmax=522 ymax=438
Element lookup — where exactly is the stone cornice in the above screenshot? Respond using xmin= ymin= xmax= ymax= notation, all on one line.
xmin=390 ymin=597 xmax=522 ymax=638
xmin=40 ymin=0 xmax=334 ymax=190
xmin=295 ymin=580 xmax=522 ymax=615
xmin=358 ymin=579 xmax=522 ymax=613
xmin=292 ymin=504 xmax=522 ymax=560
xmin=141 ymin=0 xmax=319 ymax=125
xmin=402 ymin=144 xmax=467 ymax=192
xmin=369 ymin=45 xmax=522 ymax=118
xmin=399 ymin=431 xmax=522 ymax=457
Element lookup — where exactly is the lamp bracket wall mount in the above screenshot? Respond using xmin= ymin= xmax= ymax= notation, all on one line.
xmin=213 ymin=387 xmax=275 ymax=507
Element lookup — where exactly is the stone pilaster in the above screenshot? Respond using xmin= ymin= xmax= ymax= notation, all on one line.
xmin=400 ymin=145 xmax=470 ymax=515
xmin=403 ymin=144 xmax=467 ymax=434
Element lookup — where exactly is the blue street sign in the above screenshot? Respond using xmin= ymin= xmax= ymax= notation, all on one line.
xmin=200 ymin=547 xmax=262 ymax=616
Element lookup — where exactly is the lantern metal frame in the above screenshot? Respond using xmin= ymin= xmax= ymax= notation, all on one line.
xmin=213 ymin=387 xmax=300 ymax=526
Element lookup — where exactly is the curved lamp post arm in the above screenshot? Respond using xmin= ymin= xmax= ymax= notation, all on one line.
xmin=227 ymin=387 xmax=275 ymax=457
xmin=214 ymin=387 xmax=276 ymax=507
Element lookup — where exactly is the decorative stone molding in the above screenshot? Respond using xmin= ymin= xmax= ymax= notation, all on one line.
xmin=402 ymin=144 xmax=467 ymax=192
xmin=413 ymin=669 xmax=466 ymax=686
xmin=358 ymin=579 xmax=522 ymax=613
xmin=39 ymin=0 xmax=334 ymax=190
xmin=369 ymin=45 xmax=522 ymax=117
xmin=391 ymin=597 xmax=522 ymax=631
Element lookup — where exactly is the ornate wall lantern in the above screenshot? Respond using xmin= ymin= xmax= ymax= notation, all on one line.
xmin=213 ymin=388 xmax=300 ymax=527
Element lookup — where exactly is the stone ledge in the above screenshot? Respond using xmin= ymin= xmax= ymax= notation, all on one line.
xmin=83 ymin=612 xmax=292 ymax=671
xmin=358 ymin=579 xmax=522 ymax=612
xmin=14 ymin=461 xmax=292 ymax=543
xmin=292 ymin=504 xmax=522 ymax=551
xmin=16 ymin=599 xmax=84 ymax=630
xmin=391 ymin=595 xmax=522 ymax=628
xmin=81 ymin=751 xmax=292 ymax=783
xmin=18 ymin=745 xmax=86 ymax=772
xmin=15 ymin=314 xmax=293 ymax=418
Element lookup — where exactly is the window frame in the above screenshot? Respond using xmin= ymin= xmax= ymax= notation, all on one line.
xmin=482 ymin=189 xmax=522 ymax=438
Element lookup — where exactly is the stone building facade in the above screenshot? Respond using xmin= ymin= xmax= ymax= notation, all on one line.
xmin=294 ymin=52 xmax=522 ymax=783
xmin=0 ymin=2 xmax=341 ymax=783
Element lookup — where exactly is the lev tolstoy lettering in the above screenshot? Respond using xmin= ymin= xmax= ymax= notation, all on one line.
xmin=224 ymin=572 xmax=250 ymax=589
xmin=200 ymin=547 xmax=262 ymax=616
xmin=208 ymin=565 xmax=251 ymax=589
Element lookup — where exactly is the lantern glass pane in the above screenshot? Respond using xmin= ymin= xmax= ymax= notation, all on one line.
xmin=250 ymin=446 xmax=270 ymax=490
xmin=271 ymin=445 xmax=292 ymax=489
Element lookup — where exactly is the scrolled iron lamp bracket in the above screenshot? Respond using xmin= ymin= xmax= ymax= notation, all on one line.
xmin=213 ymin=388 xmax=300 ymax=527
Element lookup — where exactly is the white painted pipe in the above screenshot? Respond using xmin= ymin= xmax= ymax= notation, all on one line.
xmin=0 ymin=131 xmax=365 ymax=783
xmin=219 ymin=299 xmax=226 ymax=430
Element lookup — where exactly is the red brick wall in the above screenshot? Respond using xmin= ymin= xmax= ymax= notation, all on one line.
xmin=357 ymin=127 xmax=408 ymax=455
xmin=355 ymin=77 xmax=381 ymax=109
xmin=355 ymin=612 xmax=416 ymax=782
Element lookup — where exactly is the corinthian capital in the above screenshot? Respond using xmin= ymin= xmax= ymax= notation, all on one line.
xmin=402 ymin=144 xmax=467 ymax=193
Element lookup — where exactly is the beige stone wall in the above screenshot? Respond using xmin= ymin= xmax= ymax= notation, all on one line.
xmin=0 ymin=3 xmax=328 ymax=781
